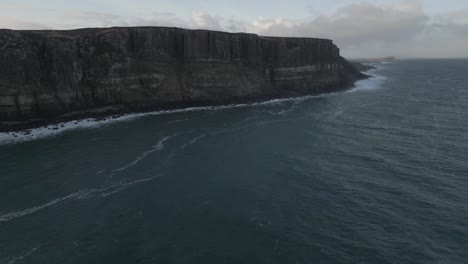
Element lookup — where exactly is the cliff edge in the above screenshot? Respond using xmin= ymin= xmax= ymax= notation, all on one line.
xmin=0 ymin=27 xmax=365 ymax=129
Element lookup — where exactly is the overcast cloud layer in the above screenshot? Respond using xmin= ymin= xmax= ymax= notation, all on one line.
xmin=1 ymin=0 xmax=467 ymax=58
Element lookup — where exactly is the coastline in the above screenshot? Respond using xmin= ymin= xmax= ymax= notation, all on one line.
xmin=0 ymin=74 xmax=367 ymax=133
xmin=0 ymin=67 xmax=386 ymax=145
xmin=1 ymin=27 xmax=362 ymax=129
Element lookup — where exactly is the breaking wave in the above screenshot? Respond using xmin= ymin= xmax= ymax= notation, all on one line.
xmin=0 ymin=66 xmax=386 ymax=145
xmin=349 ymin=67 xmax=387 ymax=92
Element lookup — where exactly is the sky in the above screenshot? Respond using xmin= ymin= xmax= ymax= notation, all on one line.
xmin=1 ymin=0 xmax=467 ymax=58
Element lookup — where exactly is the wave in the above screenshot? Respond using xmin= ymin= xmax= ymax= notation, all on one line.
xmin=0 ymin=175 xmax=162 ymax=222
xmin=0 ymin=101 xmax=310 ymax=145
xmin=0 ymin=104 xmax=264 ymax=145
xmin=349 ymin=68 xmax=387 ymax=93
xmin=0 ymin=66 xmax=388 ymax=145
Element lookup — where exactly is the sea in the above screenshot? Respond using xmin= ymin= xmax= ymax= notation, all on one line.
xmin=0 ymin=59 xmax=467 ymax=263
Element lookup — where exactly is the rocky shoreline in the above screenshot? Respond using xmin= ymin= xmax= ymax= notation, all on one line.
xmin=0 ymin=78 xmax=368 ymax=132
xmin=0 ymin=27 xmax=366 ymax=131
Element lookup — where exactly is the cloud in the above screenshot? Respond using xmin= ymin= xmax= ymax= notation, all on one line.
xmin=0 ymin=1 xmax=467 ymax=58
xmin=181 ymin=2 xmax=446 ymax=57
xmin=247 ymin=1 xmax=467 ymax=58
xmin=53 ymin=12 xmax=129 ymax=29
xmin=190 ymin=11 xmax=251 ymax=32
xmin=191 ymin=11 xmax=223 ymax=31
xmin=0 ymin=17 xmax=52 ymax=30
xmin=131 ymin=12 xmax=189 ymax=28
xmin=248 ymin=1 xmax=430 ymax=56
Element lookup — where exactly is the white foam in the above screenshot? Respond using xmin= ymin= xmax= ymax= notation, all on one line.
xmin=113 ymin=135 xmax=175 ymax=172
xmin=99 ymin=175 xmax=161 ymax=197
xmin=96 ymin=169 xmax=106 ymax=175
xmin=0 ymin=100 xmax=314 ymax=145
xmin=0 ymin=105 xmax=262 ymax=145
xmin=180 ymin=134 xmax=207 ymax=149
xmin=7 ymin=246 xmax=40 ymax=264
xmin=168 ymin=118 xmax=189 ymax=123
xmin=0 ymin=190 xmax=91 ymax=222
xmin=0 ymin=65 xmax=389 ymax=145
xmin=349 ymin=67 xmax=387 ymax=92
xmin=0 ymin=175 xmax=162 ymax=222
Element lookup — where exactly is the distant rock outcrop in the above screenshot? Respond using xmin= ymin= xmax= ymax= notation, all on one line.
xmin=0 ymin=27 xmax=365 ymax=129
xmin=350 ymin=62 xmax=377 ymax=72
xmin=349 ymin=56 xmax=395 ymax=63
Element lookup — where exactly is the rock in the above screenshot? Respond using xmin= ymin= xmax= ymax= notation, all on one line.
xmin=351 ymin=62 xmax=377 ymax=72
xmin=350 ymin=56 xmax=395 ymax=63
xmin=0 ymin=27 xmax=365 ymax=129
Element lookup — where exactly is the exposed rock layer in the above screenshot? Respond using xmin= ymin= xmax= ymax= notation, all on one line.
xmin=0 ymin=27 xmax=364 ymax=129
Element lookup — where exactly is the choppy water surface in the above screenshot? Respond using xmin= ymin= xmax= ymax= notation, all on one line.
xmin=1 ymin=60 xmax=467 ymax=263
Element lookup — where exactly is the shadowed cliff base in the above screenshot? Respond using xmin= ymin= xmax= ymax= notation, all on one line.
xmin=0 ymin=27 xmax=366 ymax=131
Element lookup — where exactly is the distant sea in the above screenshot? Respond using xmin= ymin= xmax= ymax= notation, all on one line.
xmin=1 ymin=59 xmax=467 ymax=264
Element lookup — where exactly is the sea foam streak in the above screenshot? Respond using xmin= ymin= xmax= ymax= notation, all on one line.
xmin=0 ymin=65 xmax=387 ymax=145
xmin=6 ymin=246 xmax=40 ymax=264
xmin=113 ymin=135 xmax=175 ymax=172
xmin=0 ymin=175 xmax=162 ymax=222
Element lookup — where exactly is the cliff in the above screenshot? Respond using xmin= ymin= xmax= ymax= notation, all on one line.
xmin=351 ymin=62 xmax=377 ymax=72
xmin=0 ymin=27 xmax=364 ymax=129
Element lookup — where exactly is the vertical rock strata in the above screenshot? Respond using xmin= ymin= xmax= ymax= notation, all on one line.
xmin=0 ymin=27 xmax=364 ymax=125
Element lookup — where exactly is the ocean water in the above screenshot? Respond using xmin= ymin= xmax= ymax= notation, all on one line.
xmin=0 ymin=59 xmax=467 ymax=263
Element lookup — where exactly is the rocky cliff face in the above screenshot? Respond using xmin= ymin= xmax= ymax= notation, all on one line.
xmin=0 ymin=27 xmax=364 ymax=127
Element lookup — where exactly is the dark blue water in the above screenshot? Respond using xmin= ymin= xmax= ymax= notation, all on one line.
xmin=1 ymin=60 xmax=467 ymax=263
